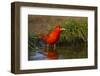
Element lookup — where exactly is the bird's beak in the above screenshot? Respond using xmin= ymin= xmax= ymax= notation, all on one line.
xmin=61 ymin=28 xmax=66 ymax=31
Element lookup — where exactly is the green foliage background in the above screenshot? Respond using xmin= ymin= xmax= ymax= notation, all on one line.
xmin=59 ymin=18 xmax=87 ymax=44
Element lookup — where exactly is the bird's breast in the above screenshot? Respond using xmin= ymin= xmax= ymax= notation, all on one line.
xmin=47 ymin=31 xmax=61 ymax=44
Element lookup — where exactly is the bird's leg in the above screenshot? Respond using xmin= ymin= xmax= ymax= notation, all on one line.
xmin=46 ymin=44 xmax=49 ymax=51
xmin=54 ymin=44 xmax=56 ymax=50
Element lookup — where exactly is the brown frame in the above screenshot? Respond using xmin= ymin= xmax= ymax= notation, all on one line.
xmin=11 ymin=2 xmax=98 ymax=74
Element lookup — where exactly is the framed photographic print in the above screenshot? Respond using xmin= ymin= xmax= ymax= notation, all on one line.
xmin=11 ymin=2 xmax=98 ymax=74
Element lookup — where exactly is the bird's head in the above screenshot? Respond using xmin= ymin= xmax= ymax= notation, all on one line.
xmin=54 ymin=25 xmax=66 ymax=32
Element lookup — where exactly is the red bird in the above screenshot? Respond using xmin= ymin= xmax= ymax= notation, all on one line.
xmin=42 ymin=25 xmax=65 ymax=49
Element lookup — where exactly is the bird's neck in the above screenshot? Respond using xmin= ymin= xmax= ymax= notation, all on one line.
xmin=54 ymin=30 xmax=61 ymax=36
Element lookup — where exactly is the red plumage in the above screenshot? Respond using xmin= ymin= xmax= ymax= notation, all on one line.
xmin=42 ymin=25 xmax=62 ymax=45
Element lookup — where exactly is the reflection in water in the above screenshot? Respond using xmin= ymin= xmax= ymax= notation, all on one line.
xmin=28 ymin=43 xmax=87 ymax=60
xmin=28 ymin=49 xmax=61 ymax=60
xmin=45 ymin=50 xmax=58 ymax=59
xmin=29 ymin=50 xmax=46 ymax=60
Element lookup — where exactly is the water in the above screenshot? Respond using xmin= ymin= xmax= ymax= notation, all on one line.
xmin=28 ymin=43 xmax=87 ymax=60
